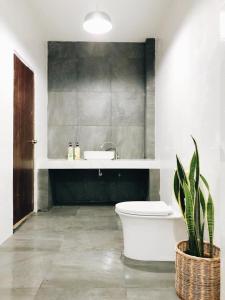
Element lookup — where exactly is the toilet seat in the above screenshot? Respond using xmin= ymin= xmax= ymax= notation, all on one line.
xmin=115 ymin=201 xmax=172 ymax=216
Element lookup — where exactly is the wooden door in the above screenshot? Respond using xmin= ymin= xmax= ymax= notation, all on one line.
xmin=13 ymin=55 xmax=35 ymax=225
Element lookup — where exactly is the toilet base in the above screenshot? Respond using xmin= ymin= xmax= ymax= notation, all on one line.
xmin=117 ymin=212 xmax=186 ymax=261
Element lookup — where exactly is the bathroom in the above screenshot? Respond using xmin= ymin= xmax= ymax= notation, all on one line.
xmin=0 ymin=0 xmax=225 ymax=299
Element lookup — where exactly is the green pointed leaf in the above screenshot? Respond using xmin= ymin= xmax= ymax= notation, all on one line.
xmin=189 ymin=152 xmax=196 ymax=198
xmin=180 ymin=187 xmax=186 ymax=216
xmin=199 ymin=188 xmax=206 ymax=217
xmin=200 ymin=223 xmax=205 ymax=257
xmin=183 ymin=182 xmax=199 ymax=256
xmin=174 ymin=171 xmax=180 ymax=201
xmin=194 ymin=192 xmax=201 ymax=255
xmin=191 ymin=136 xmax=200 ymax=191
xmin=189 ymin=152 xmax=196 ymax=181
xmin=207 ymin=193 xmax=214 ymax=258
xmin=200 ymin=174 xmax=210 ymax=191
xmin=176 ymin=155 xmax=188 ymax=184
xmin=174 ymin=171 xmax=185 ymax=216
xmin=199 ymin=189 xmax=206 ymax=256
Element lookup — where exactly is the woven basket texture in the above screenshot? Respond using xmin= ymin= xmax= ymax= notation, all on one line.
xmin=175 ymin=241 xmax=220 ymax=300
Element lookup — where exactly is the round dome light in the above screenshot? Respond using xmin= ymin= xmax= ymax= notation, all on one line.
xmin=83 ymin=11 xmax=112 ymax=34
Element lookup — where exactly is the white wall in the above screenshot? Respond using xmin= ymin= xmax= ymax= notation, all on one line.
xmin=219 ymin=2 xmax=225 ymax=297
xmin=155 ymin=0 xmax=224 ymax=296
xmin=0 ymin=0 xmax=47 ymax=243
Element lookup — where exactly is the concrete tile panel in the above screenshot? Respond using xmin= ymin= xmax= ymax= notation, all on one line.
xmin=110 ymin=43 xmax=145 ymax=59
xmin=112 ymin=92 xmax=145 ymax=126
xmin=48 ymin=42 xmax=77 ymax=59
xmin=48 ymin=58 xmax=77 ymax=91
xmin=112 ymin=126 xmax=144 ymax=159
xmin=77 ymin=58 xmax=111 ymax=92
xmin=127 ymin=288 xmax=179 ymax=300
xmin=48 ymin=92 xmax=78 ymax=125
xmin=48 ymin=126 xmax=78 ymax=158
xmin=0 ymin=288 xmax=37 ymax=300
xmin=76 ymin=42 xmax=111 ymax=58
xmin=78 ymin=92 xmax=111 ymax=126
xmin=78 ymin=126 xmax=112 ymax=155
xmin=111 ymin=58 xmax=145 ymax=92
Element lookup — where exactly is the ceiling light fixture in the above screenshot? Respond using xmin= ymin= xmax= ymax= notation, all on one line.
xmin=83 ymin=11 xmax=112 ymax=35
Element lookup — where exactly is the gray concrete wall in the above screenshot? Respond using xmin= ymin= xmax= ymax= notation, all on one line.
xmin=145 ymin=39 xmax=155 ymax=158
xmin=48 ymin=41 xmax=155 ymax=159
xmin=149 ymin=169 xmax=160 ymax=201
xmin=37 ymin=169 xmax=52 ymax=211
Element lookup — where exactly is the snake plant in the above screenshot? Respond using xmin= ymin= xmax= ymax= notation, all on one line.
xmin=174 ymin=137 xmax=214 ymax=258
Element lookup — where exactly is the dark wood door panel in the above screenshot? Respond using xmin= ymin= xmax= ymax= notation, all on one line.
xmin=13 ymin=55 xmax=34 ymax=225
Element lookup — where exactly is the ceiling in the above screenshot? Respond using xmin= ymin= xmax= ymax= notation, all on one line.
xmin=29 ymin=0 xmax=172 ymax=42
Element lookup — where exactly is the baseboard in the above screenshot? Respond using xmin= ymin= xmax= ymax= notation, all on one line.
xmin=13 ymin=211 xmax=34 ymax=231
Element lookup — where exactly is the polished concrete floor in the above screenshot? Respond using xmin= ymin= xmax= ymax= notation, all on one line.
xmin=0 ymin=206 xmax=179 ymax=299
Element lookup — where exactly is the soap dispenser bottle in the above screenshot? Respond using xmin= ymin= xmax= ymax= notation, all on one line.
xmin=74 ymin=141 xmax=80 ymax=160
xmin=67 ymin=142 xmax=74 ymax=160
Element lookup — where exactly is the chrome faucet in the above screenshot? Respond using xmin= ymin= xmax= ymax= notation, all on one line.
xmin=100 ymin=141 xmax=119 ymax=160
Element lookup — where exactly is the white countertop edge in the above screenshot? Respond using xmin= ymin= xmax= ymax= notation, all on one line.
xmin=37 ymin=159 xmax=161 ymax=169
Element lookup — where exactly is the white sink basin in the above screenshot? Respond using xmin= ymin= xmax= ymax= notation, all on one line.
xmin=84 ymin=151 xmax=115 ymax=160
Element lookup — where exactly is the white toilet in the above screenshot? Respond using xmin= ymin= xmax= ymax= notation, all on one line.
xmin=115 ymin=201 xmax=186 ymax=261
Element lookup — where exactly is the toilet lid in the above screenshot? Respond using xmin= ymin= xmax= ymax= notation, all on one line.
xmin=115 ymin=201 xmax=172 ymax=216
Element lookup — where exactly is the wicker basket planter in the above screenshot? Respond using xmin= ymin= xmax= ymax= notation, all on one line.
xmin=175 ymin=241 xmax=220 ymax=300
